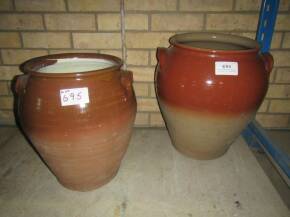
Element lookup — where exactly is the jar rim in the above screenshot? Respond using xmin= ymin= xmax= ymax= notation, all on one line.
xmin=169 ymin=32 xmax=260 ymax=54
xmin=20 ymin=53 xmax=123 ymax=77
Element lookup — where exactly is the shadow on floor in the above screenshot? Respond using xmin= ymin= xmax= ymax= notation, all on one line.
xmin=251 ymin=130 xmax=290 ymax=209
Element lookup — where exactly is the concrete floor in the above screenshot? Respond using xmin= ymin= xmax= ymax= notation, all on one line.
xmin=266 ymin=130 xmax=290 ymax=154
xmin=0 ymin=127 xmax=289 ymax=217
xmin=252 ymin=130 xmax=290 ymax=208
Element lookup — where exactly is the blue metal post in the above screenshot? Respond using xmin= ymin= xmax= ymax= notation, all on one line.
xmin=242 ymin=0 xmax=289 ymax=183
xmin=256 ymin=0 xmax=280 ymax=52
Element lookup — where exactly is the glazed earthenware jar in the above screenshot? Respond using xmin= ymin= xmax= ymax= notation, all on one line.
xmin=156 ymin=32 xmax=273 ymax=160
xmin=15 ymin=53 xmax=137 ymax=191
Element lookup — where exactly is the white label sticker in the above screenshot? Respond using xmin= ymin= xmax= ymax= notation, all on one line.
xmin=60 ymin=87 xmax=89 ymax=106
xmin=215 ymin=61 xmax=238 ymax=76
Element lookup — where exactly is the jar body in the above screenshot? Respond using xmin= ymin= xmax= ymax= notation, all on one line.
xmin=156 ymin=33 xmax=272 ymax=159
xmin=16 ymin=54 xmax=137 ymax=191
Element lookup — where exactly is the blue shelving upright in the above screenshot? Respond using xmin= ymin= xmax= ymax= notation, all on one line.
xmin=242 ymin=0 xmax=290 ymax=185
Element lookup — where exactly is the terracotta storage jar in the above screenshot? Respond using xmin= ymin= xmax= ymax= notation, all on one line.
xmin=156 ymin=32 xmax=273 ymax=160
xmin=14 ymin=53 xmax=137 ymax=191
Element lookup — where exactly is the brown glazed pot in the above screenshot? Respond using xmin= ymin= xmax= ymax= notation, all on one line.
xmin=156 ymin=32 xmax=273 ymax=160
xmin=14 ymin=53 xmax=137 ymax=191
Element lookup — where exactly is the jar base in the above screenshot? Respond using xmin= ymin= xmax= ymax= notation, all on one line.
xmin=57 ymin=169 xmax=119 ymax=192
xmin=173 ymin=143 xmax=229 ymax=160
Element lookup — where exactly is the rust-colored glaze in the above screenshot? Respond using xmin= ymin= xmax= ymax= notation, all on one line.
xmin=156 ymin=32 xmax=273 ymax=160
xmin=14 ymin=53 xmax=137 ymax=191
xmin=156 ymin=33 xmax=273 ymax=115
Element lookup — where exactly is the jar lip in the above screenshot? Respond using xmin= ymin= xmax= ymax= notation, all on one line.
xmin=169 ymin=32 xmax=260 ymax=54
xmin=20 ymin=53 xmax=123 ymax=77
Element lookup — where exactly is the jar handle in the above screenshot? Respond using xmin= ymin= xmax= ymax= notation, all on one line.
xmin=261 ymin=52 xmax=274 ymax=77
xmin=14 ymin=74 xmax=29 ymax=95
xmin=121 ymin=70 xmax=134 ymax=96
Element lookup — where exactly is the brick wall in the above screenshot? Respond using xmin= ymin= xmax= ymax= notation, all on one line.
xmin=0 ymin=0 xmax=289 ymax=129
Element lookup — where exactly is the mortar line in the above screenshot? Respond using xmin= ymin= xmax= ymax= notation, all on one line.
xmin=280 ymin=32 xmax=285 ymax=49
xmin=265 ymin=99 xmax=271 ymax=113
xmin=271 ymin=67 xmax=278 ymax=84
xmin=0 ymin=49 xmax=2 ymax=64
xmin=95 ymin=13 xmax=98 ymax=31
xmin=41 ymin=13 xmax=48 ymax=48
xmin=69 ymin=32 xmax=74 ymax=49
xmin=0 ymin=10 xmax=273 ymax=15
xmin=19 ymin=31 xmax=24 ymax=48
xmin=176 ymin=0 xmax=180 ymax=11
xmin=148 ymin=13 xmax=152 ymax=31
xmin=11 ymin=0 xmax=16 ymax=10
xmin=6 ymin=80 xmax=12 ymax=95
xmin=64 ymin=0 xmax=69 ymax=11
xmin=148 ymin=50 xmax=152 ymax=66
xmin=232 ymin=0 xmax=236 ymax=11
xmin=203 ymin=13 xmax=207 ymax=31
xmin=121 ymin=10 xmax=262 ymax=14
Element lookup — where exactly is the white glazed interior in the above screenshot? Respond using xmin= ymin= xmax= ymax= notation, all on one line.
xmin=170 ymin=32 xmax=259 ymax=51
xmin=37 ymin=58 xmax=115 ymax=73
